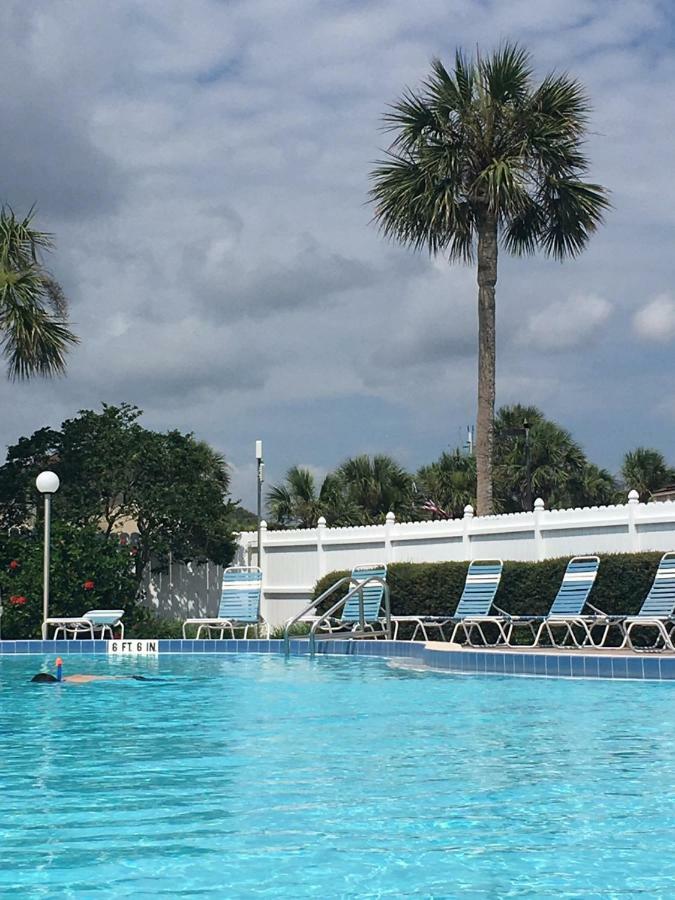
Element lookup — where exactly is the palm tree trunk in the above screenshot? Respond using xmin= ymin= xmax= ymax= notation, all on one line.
xmin=475 ymin=214 xmax=498 ymax=516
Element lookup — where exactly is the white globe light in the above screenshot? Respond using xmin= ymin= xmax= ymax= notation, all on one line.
xmin=36 ymin=471 xmax=60 ymax=494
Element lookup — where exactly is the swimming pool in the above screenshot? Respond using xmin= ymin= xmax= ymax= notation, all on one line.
xmin=1 ymin=653 xmax=674 ymax=896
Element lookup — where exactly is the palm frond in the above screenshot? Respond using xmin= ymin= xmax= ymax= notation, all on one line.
xmin=538 ymin=178 xmax=610 ymax=259
xmin=384 ymin=89 xmax=439 ymax=150
xmin=0 ymin=270 xmax=78 ymax=379
xmin=529 ymin=73 xmax=590 ymax=134
xmin=479 ymin=42 xmax=532 ymax=104
xmin=370 ymin=151 xmax=475 ymax=260
xmin=501 ymin=196 xmax=545 ymax=255
xmin=0 ymin=206 xmax=77 ymax=379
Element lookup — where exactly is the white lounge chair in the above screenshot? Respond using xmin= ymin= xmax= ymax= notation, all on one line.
xmin=42 ymin=609 xmax=125 ymax=640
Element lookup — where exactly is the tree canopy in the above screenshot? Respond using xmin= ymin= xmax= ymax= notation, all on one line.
xmin=267 ymin=405 xmax=673 ymax=527
xmin=0 ymin=403 xmax=240 ymax=581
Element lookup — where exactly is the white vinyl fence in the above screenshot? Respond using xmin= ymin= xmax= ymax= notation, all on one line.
xmin=143 ymin=492 xmax=675 ymax=627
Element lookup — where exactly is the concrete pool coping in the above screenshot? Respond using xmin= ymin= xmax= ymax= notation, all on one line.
xmin=1 ymin=637 xmax=674 ymax=680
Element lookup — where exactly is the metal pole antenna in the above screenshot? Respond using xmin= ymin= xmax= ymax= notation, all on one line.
xmin=256 ymin=440 xmax=264 ymax=570
xmin=42 ymin=493 xmax=51 ymax=637
xmin=524 ymin=421 xmax=533 ymax=512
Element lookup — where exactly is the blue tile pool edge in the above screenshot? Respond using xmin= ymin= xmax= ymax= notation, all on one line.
xmin=1 ymin=639 xmax=673 ymax=681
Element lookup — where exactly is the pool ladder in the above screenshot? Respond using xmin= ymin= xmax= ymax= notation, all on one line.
xmin=282 ymin=574 xmax=391 ymax=656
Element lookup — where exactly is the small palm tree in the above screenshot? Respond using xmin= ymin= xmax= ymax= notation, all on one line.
xmin=337 ymin=454 xmax=414 ymax=523
xmin=570 ymin=463 xmax=618 ymax=508
xmin=416 ymin=449 xmax=476 ymax=518
xmin=267 ymin=466 xmax=362 ymax=528
xmin=494 ymin=405 xmax=586 ymax=510
xmin=370 ymin=44 xmax=609 ymax=515
xmin=621 ymin=448 xmax=675 ymax=502
xmin=0 ymin=207 xmax=78 ymax=378
xmin=267 ymin=466 xmax=322 ymax=528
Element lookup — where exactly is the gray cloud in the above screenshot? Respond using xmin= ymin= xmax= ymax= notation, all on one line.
xmin=0 ymin=0 xmax=673 ymax=509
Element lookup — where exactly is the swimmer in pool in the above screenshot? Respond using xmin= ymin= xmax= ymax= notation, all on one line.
xmin=31 ymin=658 xmax=161 ymax=684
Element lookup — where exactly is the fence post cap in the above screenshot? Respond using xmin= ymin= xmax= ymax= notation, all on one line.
xmin=628 ymin=489 xmax=640 ymax=504
xmin=534 ymin=497 xmax=545 ymax=510
xmin=463 ymin=504 xmax=474 ymax=518
xmin=317 ymin=516 xmax=327 ymax=527
xmin=385 ymin=511 xmax=395 ymax=523
xmin=260 ymin=519 xmax=268 ymax=530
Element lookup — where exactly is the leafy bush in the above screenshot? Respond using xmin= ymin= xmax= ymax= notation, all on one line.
xmin=0 ymin=524 xmax=138 ymax=639
xmin=313 ymin=552 xmax=664 ymax=620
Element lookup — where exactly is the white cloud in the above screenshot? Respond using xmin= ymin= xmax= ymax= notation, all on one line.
xmin=520 ymin=294 xmax=613 ymax=351
xmin=633 ymin=293 xmax=675 ymax=343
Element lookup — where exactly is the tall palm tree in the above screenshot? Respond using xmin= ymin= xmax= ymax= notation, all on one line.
xmin=370 ymin=44 xmax=609 ymax=515
xmin=0 ymin=207 xmax=78 ymax=378
xmin=621 ymin=448 xmax=675 ymax=502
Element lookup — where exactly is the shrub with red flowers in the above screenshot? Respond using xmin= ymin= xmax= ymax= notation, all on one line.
xmin=0 ymin=523 xmax=137 ymax=639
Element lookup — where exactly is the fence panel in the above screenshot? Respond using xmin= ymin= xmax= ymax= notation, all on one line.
xmin=143 ymin=495 xmax=675 ymax=627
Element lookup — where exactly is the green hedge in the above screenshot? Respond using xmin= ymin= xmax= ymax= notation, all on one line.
xmin=312 ymin=552 xmax=665 ymax=620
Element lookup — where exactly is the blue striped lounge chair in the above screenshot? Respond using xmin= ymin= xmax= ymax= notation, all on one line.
xmin=447 ymin=560 xmax=505 ymax=645
xmin=392 ymin=560 xmax=503 ymax=644
xmin=182 ymin=566 xmax=268 ymax=639
xmin=505 ymin=556 xmax=605 ymax=648
xmin=315 ymin=564 xmax=388 ymax=635
xmin=619 ymin=552 xmax=675 ymax=651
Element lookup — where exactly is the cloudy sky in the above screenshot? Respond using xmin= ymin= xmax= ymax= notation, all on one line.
xmin=1 ymin=0 xmax=674 ymax=509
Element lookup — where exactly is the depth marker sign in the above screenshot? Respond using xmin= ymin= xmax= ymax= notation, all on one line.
xmin=108 ymin=640 xmax=159 ymax=655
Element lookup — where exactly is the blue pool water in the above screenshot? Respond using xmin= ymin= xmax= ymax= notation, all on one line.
xmin=1 ymin=653 xmax=675 ymax=897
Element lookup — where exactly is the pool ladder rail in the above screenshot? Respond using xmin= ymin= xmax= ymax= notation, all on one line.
xmin=282 ymin=574 xmax=391 ymax=656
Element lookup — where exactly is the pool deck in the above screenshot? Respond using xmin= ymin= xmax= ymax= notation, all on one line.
xmin=1 ymin=636 xmax=674 ymax=680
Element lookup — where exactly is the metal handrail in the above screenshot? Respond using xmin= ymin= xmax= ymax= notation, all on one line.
xmin=283 ymin=575 xmax=391 ymax=655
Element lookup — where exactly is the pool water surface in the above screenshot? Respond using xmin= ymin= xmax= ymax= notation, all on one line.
xmin=1 ymin=653 xmax=674 ymax=897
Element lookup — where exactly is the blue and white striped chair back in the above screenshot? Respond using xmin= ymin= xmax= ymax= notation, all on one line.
xmin=217 ymin=566 xmax=263 ymax=622
xmin=638 ymin=552 xmax=675 ymax=618
xmin=548 ymin=556 xmax=600 ymax=618
xmin=455 ymin=560 xmax=503 ymax=618
xmin=341 ymin=564 xmax=387 ymax=624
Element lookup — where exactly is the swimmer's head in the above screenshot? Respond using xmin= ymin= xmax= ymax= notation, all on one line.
xmin=31 ymin=672 xmax=58 ymax=683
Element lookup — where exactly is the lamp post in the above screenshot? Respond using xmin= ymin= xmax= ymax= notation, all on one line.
xmin=523 ymin=420 xmax=533 ymax=513
xmin=255 ymin=441 xmax=264 ymax=569
xmin=36 ymin=471 xmax=60 ymax=638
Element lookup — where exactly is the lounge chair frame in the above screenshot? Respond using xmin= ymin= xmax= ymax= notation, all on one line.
xmin=390 ymin=560 xmax=504 ymax=646
xmin=619 ymin=552 xmax=675 ymax=652
xmin=505 ymin=556 xmax=609 ymax=648
xmin=182 ymin=566 xmax=269 ymax=639
xmin=42 ymin=610 xmax=125 ymax=640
